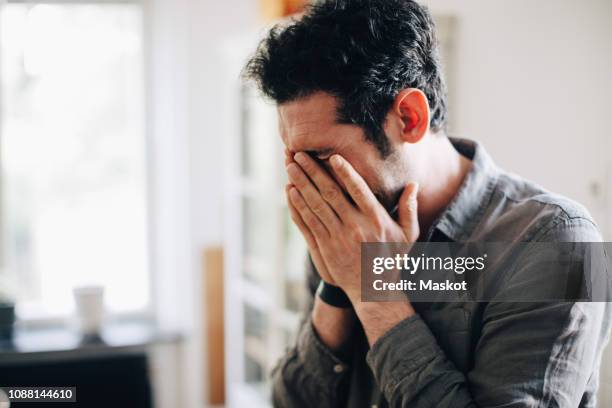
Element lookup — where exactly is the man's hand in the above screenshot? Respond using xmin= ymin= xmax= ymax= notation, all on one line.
xmin=286 ymin=152 xmax=420 ymax=302
xmin=285 ymin=152 xmax=420 ymax=345
xmin=286 ymin=149 xmax=356 ymax=352
xmin=285 ymin=149 xmax=336 ymax=285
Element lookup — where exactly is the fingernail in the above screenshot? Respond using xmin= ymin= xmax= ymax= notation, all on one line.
xmin=286 ymin=163 xmax=300 ymax=178
xmin=411 ymin=182 xmax=420 ymax=196
xmin=294 ymin=152 xmax=307 ymax=165
xmin=330 ymin=155 xmax=342 ymax=168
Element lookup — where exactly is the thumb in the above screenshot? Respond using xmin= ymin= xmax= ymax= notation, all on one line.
xmin=398 ymin=182 xmax=420 ymax=241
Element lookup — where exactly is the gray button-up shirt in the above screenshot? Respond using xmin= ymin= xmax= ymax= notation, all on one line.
xmin=271 ymin=138 xmax=611 ymax=407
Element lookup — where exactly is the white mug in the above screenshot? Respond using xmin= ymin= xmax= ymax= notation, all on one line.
xmin=73 ymin=285 xmax=105 ymax=336
xmin=0 ymin=387 xmax=9 ymax=408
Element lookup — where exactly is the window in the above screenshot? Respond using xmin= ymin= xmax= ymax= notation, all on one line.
xmin=0 ymin=2 xmax=148 ymax=319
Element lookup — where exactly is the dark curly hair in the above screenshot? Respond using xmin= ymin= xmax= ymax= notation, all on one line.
xmin=243 ymin=0 xmax=448 ymax=157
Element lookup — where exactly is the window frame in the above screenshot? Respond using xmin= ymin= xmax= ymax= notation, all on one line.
xmin=0 ymin=0 xmax=156 ymax=326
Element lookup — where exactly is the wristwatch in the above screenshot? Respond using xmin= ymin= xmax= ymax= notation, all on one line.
xmin=316 ymin=280 xmax=352 ymax=308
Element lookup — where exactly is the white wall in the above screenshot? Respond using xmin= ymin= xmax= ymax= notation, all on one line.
xmin=426 ymin=0 xmax=612 ymax=238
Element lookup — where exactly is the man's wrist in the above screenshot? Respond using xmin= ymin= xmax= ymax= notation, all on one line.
xmin=312 ymin=297 xmax=356 ymax=352
xmin=317 ymin=280 xmax=352 ymax=308
xmin=353 ymin=301 xmax=415 ymax=346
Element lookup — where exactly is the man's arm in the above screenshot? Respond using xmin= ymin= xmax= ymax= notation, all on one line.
xmin=365 ymin=218 xmax=610 ymax=407
xmin=365 ymin=302 xmax=609 ymax=407
xmin=270 ymin=257 xmax=355 ymax=408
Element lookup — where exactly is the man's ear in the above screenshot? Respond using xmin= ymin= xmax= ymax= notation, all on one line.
xmin=391 ymin=88 xmax=431 ymax=144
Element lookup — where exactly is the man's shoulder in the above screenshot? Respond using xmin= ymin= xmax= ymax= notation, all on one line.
xmin=495 ymin=170 xmax=593 ymax=220
xmin=476 ymin=170 xmax=601 ymax=242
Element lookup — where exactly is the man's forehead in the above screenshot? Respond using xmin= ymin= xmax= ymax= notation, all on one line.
xmin=277 ymin=92 xmax=338 ymax=150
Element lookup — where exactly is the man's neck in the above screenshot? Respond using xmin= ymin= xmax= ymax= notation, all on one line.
xmin=416 ymin=136 xmax=472 ymax=239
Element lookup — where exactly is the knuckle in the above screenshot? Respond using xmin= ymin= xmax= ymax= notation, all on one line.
xmin=321 ymin=187 xmax=339 ymax=203
xmin=293 ymin=177 xmax=306 ymax=188
xmin=293 ymin=198 xmax=306 ymax=211
xmin=311 ymin=222 xmax=326 ymax=235
xmin=352 ymin=188 xmax=366 ymax=202
xmin=303 ymin=212 xmax=319 ymax=227
xmin=406 ymin=198 xmax=418 ymax=213
xmin=311 ymin=200 xmax=326 ymax=214
xmin=409 ymin=204 xmax=418 ymax=215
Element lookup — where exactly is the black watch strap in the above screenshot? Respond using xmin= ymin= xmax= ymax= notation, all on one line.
xmin=316 ymin=280 xmax=352 ymax=308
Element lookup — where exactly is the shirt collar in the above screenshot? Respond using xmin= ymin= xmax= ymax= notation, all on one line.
xmin=426 ymin=137 xmax=499 ymax=242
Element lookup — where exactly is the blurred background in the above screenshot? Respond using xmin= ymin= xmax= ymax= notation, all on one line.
xmin=0 ymin=0 xmax=610 ymax=407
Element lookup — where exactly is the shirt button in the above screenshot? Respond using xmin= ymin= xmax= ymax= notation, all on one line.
xmin=333 ymin=364 xmax=345 ymax=373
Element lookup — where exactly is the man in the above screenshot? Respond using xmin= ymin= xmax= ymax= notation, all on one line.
xmin=243 ymin=0 xmax=611 ymax=407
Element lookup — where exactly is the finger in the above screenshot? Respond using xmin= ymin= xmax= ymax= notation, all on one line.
xmin=329 ymin=154 xmax=381 ymax=215
xmin=288 ymin=186 xmax=329 ymax=240
xmin=285 ymin=184 xmax=318 ymax=249
xmin=285 ymin=148 xmax=293 ymax=167
xmin=286 ymin=162 xmax=342 ymax=230
xmin=398 ymin=182 xmax=420 ymax=241
xmin=293 ymin=152 xmax=354 ymax=219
